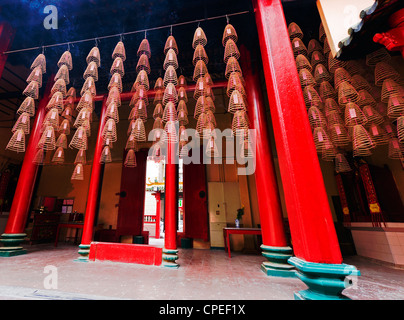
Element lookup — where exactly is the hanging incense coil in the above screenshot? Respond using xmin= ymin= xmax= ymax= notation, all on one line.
xmin=162 ymin=102 xmax=177 ymax=123
xmin=17 ymin=97 xmax=35 ymax=117
xmin=303 ymin=85 xmax=322 ymax=108
xmin=108 ymin=73 xmax=123 ymax=93
xmin=74 ymin=149 xmax=86 ymax=164
xmin=137 ymin=54 xmax=151 ymax=74
xmin=224 ymin=39 xmax=240 ymax=63
xmin=43 ymin=108 xmax=60 ymax=129
xmin=324 ymin=98 xmax=342 ymax=116
xmin=110 ymin=57 xmax=125 ymax=76
xmin=387 ymin=96 xmax=404 ymax=119
xmin=194 ymin=96 xmax=210 ymax=119
xmin=105 ymin=87 xmax=120 ymax=108
xmin=178 ymin=109 xmax=188 ymax=126
xmin=323 ymin=37 xmax=331 ymax=55
xmin=382 ymin=120 xmax=397 ymax=138
xmin=106 ymin=102 xmax=120 ymax=123
xmin=193 ymin=27 xmax=207 ymax=48
xmin=55 ymin=133 xmax=68 ymax=149
xmin=52 ymin=147 xmax=64 ymax=164
xmin=23 ymin=81 xmax=39 ymax=99
xmin=81 ymin=76 xmax=96 ymax=97
xmin=74 ymin=107 xmax=92 ymax=128
xmin=291 ymin=38 xmax=308 ymax=57
xmin=125 ymin=134 xmax=138 ymax=151
xmin=135 ymin=70 xmax=150 ymax=90
xmin=124 ymin=149 xmax=137 ymax=167
xmin=163 ymin=121 xmax=178 ymax=142
xmin=59 ymin=119 xmax=70 ymax=135
xmin=164 ymin=65 xmax=178 ymax=86
xmin=112 ymin=41 xmax=126 ymax=61
xmin=307 ymin=39 xmax=322 ymax=56
xmin=327 ymin=110 xmax=344 ymax=127
xmin=312 ymin=126 xmax=330 ymax=153
xmin=345 ymin=60 xmax=363 ymax=76
xmin=334 ymin=68 xmax=351 ymax=90
xmin=322 ymin=140 xmax=337 ymax=161
xmin=130 ymin=85 xmax=148 ymax=107
xmin=164 ymin=49 xmax=178 ymax=70
xmin=193 ymin=77 xmax=209 ymax=100
xmin=222 ymin=24 xmax=238 ymax=46
xmin=308 ymin=106 xmax=327 ymax=129
xmin=205 ymin=73 xmax=213 ymax=87
xmin=193 ymin=60 xmax=208 ymax=81
xmin=196 ymin=113 xmax=210 ymax=137
xmin=69 ymin=126 xmax=88 ymax=150
xmin=310 ymin=51 xmax=326 ymax=68
xmin=151 ymin=126 xmax=164 ymax=143
xmin=178 ymin=75 xmax=187 ymax=88
xmin=137 ymin=38 xmax=151 ymax=58
xmin=357 ymin=89 xmax=377 ymax=108
xmin=100 ymin=146 xmax=112 ymax=164
xmin=154 ymin=77 xmax=164 ymax=90
xmin=76 ymin=90 xmax=94 ymax=112
xmin=83 ymin=61 xmax=99 ymax=81
xmin=351 ymin=74 xmax=373 ymax=93
xmin=375 ymin=62 xmax=400 ymax=86
xmin=54 ymin=64 xmax=69 ymax=85
xmin=366 ymin=48 xmax=391 ymax=67
xmin=319 ymin=81 xmax=337 ymax=101
xmin=153 ymin=90 xmax=164 ymax=105
xmin=12 ymin=112 xmax=30 ymax=134
xmin=352 ymin=124 xmax=375 ymax=157
xmin=232 ymin=110 xmax=250 ymax=135
xmin=50 ymin=79 xmax=67 ymax=97
xmin=71 ymin=163 xmax=84 ymax=180
xmin=47 ymin=91 xmax=64 ymax=113
xmin=153 ymin=103 xmax=164 ymax=119
xmin=240 ymin=135 xmax=254 ymax=159
xmin=296 ymin=54 xmax=312 ymax=73
xmin=397 ymin=116 xmax=404 ymax=144
xmin=206 ymin=137 xmax=219 ymax=158
xmin=338 ymin=81 xmax=359 ymax=106
xmin=31 ymin=53 xmax=46 ymax=74
xmin=86 ymin=46 xmax=101 ymax=67
xmin=227 ymin=72 xmax=246 ymax=97
xmin=228 ymin=90 xmax=246 ymax=113
xmin=363 ymin=105 xmax=383 ymax=124
xmin=299 ymin=69 xmax=316 ymax=87
xmin=179 ymin=141 xmax=189 ymax=158
xmin=57 ymin=51 xmax=73 ymax=70
xmin=27 ymin=66 xmax=43 ymax=87
xmin=149 ymin=141 xmax=164 ymax=163
xmin=102 ymin=119 xmax=117 ymax=143
xmin=153 ymin=117 xmax=164 ymax=131
xmin=381 ymin=78 xmax=404 ymax=103
xmin=177 ymin=87 xmax=188 ymax=102
xmin=177 ymin=100 xmax=188 ymax=115
xmin=375 ymin=102 xmax=387 ymax=117
xmin=179 ymin=125 xmax=188 ymax=142
xmin=288 ymin=22 xmax=303 ymax=40
xmin=38 ymin=126 xmax=56 ymax=151
xmin=327 ymin=54 xmax=347 ymax=74
xmin=225 ymin=57 xmax=242 ymax=79
xmin=129 ymin=100 xmax=147 ymax=122
xmin=335 ymin=153 xmax=352 ymax=173
xmin=164 ymin=35 xmax=178 ymax=55
xmin=314 ymin=63 xmax=332 ymax=83
xmin=345 ymin=102 xmax=367 ymax=126
xmin=368 ymin=123 xmax=389 ymax=146
xmin=193 ymin=44 xmax=209 ymax=65
xmin=61 ymin=107 xmax=73 ymax=125
xmin=388 ymin=138 xmax=404 ymax=159
xmin=206 ymin=110 xmax=216 ymax=127
xmin=6 ymin=129 xmax=25 ymax=153
xmin=33 ymin=148 xmax=46 ymax=165
xmin=131 ymin=118 xmax=147 ymax=142
xmin=329 ymin=124 xmax=350 ymax=147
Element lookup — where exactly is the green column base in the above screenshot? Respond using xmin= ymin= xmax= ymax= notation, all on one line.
xmin=162 ymin=248 xmax=179 ymax=268
xmin=288 ymin=256 xmax=360 ymax=300
xmin=0 ymin=233 xmax=27 ymax=257
xmin=74 ymin=244 xmax=91 ymax=262
xmin=261 ymin=245 xmax=296 ymax=278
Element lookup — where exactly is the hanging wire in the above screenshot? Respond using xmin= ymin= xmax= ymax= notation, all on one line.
xmin=1 ymin=10 xmax=250 ymax=55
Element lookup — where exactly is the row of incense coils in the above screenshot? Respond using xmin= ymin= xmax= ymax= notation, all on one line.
xmin=289 ymin=21 xmax=404 ymax=174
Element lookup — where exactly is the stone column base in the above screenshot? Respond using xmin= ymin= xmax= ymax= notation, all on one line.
xmin=261 ymin=245 xmax=296 ymax=278
xmin=162 ymin=248 xmax=179 ymax=268
xmin=75 ymin=244 xmax=91 ymax=262
xmin=0 ymin=233 xmax=27 ymax=257
xmin=288 ymin=256 xmax=360 ymax=300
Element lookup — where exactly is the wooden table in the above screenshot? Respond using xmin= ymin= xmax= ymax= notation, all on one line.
xmin=54 ymin=222 xmax=84 ymax=247
xmin=223 ymin=227 xmax=262 ymax=258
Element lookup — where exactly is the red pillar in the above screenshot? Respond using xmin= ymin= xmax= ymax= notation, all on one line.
xmin=162 ymin=140 xmax=179 ymax=267
xmin=0 ymin=78 xmax=52 ymax=256
xmin=77 ymin=97 xmax=108 ymax=260
xmin=0 ymin=22 xmax=14 ymax=79
xmin=240 ymin=45 xmax=295 ymax=277
xmin=152 ymin=191 xmax=161 ymax=239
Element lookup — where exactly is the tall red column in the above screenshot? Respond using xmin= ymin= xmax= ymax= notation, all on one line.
xmin=77 ymin=97 xmax=107 ymax=260
xmin=240 ymin=45 xmax=295 ymax=277
xmin=0 ymin=22 xmax=14 ymax=79
xmin=253 ymin=0 xmax=360 ymax=300
xmin=162 ymin=140 xmax=179 ymax=268
xmin=0 ymin=78 xmax=52 ymax=256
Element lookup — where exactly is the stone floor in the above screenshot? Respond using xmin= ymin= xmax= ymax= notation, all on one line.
xmin=0 ymin=243 xmax=403 ymax=300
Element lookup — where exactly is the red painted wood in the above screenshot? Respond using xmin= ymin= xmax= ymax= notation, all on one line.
xmin=4 ymin=78 xmax=52 ymax=234
xmin=253 ymin=0 xmax=342 ymax=264
xmin=183 ymin=162 xmax=209 ymax=241
xmin=164 ymin=141 xmax=177 ymax=250
xmin=116 ymin=149 xmax=148 ymax=239
xmin=89 ymin=242 xmax=162 ymax=265
xmin=0 ymin=22 xmax=14 ymax=79
xmin=223 ymin=228 xmax=262 ymax=258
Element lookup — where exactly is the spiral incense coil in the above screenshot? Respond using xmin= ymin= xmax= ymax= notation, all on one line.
xmin=366 ymin=48 xmax=391 ymax=67
xmin=314 ymin=63 xmax=332 ymax=83
xmin=83 ymin=61 xmax=99 ymax=81
xmin=129 ymin=100 xmax=147 ymax=122
xmin=368 ymin=123 xmax=389 ymax=146
xmin=31 ymin=53 xmax=46 ymax=74
xmin=106 ymin=86 xmax=121 ymax=107
xmin=224 ymin=39 xmax=240 ymax=63
xmin=228 ymin=89 xmax=246 ymax=113
xmin=106 ymin=102 xmax=120 ymax=123
xmin=296 ymin=54 xmax=312 ymax=73
xmin=307 ymin=39 xmax=323 ymax=56
xmin=179 ymin=125 xmax=188 ymax=142
xmin=299 ymin=69 xmax=316 ymax=88
xmin=125 ymin=134 xmax=138 ymax=151
xmin=33 ymin=148 xmax=46 ymax=165
xmin=45 ymin=92 xmax=64 ymax=114
xmin=345 ymin=102 xmax=367 ymax=126
xmin=327 ymin=110 xmax=344 ymax=128
xmin=62 ymin=106 xmax=73 ymax=123
xmin=319 ymin=81 xmax=337 ymax=101
xmin=108 ymin=73 xmax=123 ymax=93
xmin=329 ymin=124 xmax=350 ymax=147
xmin=86 ymin=46 xmax=101 ymax=67
xmin=362 ymin=105 xmax=383 ymax=124
xmin=112 ymin=41 xmax=126 ymax=61
xmin=43 ymin=108 xmax=60 ymax=129
xmin=73 ymin=149 xmax=86 ymax=165
xmin=381 ymin=120 xmax=397 ymax=138
xmin=352 ymin=124 xmax=375 ymax=157
xmin=163 ymin=83 xmax=178 ymax=105
xmin=52 ymin=147 xmax=65 ymax=164
xmin=23 ymin=81 xmax=39 ymax=99
xmin=151 ymin=126 xmax=164 ymax=143
xmin=322 ymin=140 xmax=337 ymax=161
xmin=327 ymin=54 xmax=347 ymax=74
xmin=17 ymin=97 xmax=35 ymax=117
xmin=164 ymin=65 xmax=178 ymax=86
xmin=193 ymin=60 xmax=208 ymax=81
xmin=57 ymin=51 xmax=73 ymax=70
xmin=76 ymin=90 xmax=94 ymax=112
xmin=310 ymin=51 xmax=326 ymax=69
xmin=154 ymin=77 xmax=164 ymax=90
xmin=334 ymin=68 xmax=351 ymax=90
xmin=205 ymin=73 xmax=214 ymax=88
xmin=102 ymin=119 xmax=117 ymax=143
xmin=194 ymin=96 xmax=210 ymax=119
xmin=74 ymin=107 xmax=92 ymax=128
xmin=225 ymin=57 xmax=242 ymax=79
xmin=124 ymin=149 xmax=137 ymax=168
xmin=134 ymin=70 xmax=150 ymax=91
xmin=178 ymin=109 xmax=188 ymax=126
xmin=193 ymin=77 xmax=209 ymax=100
xmin=323 ymin=37 xmax=331 ymax=55
xmin=177 ymin=100 xmax=188 ymax=116
xmin=153 ymin=117 xmax=164 ymax=131
xmin=222 ymin=23 xmax=238 ymax=46
xmin=288 ymin=22 xmax=303 ymax=40
xmin=81 ymin=76 xmax=96 ymax=97
xmin=375 ymin=62 xmax=400 ymax=86
xmin=11 ymin=112 xmax=30 ymax=135
xmin=6 ymin=129 xmax=26 ymax=153
xmin=381 ymin=78 xmax=404 ymax=103
xmin=232 ymin=110 xmax=250 ymax=135
xmin=312 ymin=126 xmax=330 ymax=153
xmin=303 ymin=85 xmax=322 ymax=108
xmin=338 ymin=81 xmax=359 ymax=106
xmin=345 ymin=61 xmax=363 ymax=76
xmin=177 ymin=87 xmax=188 ymax=102
xmin=54 ymin=64 xmax=69 ymax=85
xmin=50 ymin=79 xmax=67 ymax=97
xmin=193 ymin=44 xmax=209 ymax=66
xmin=69 ymin=126 xmax=88 ymax=150
xmin=308 ymin=106 xmax=327 ymax=129
xmin=206 ymin=137 xmax=220 ymax=158
xmin=164 ymin=49 xmax=178 ymax=70
xmin=335 ymin=153 xmax=352 ymax=173
xmin=100 ymin=146 xmax=112 ymax=164
xmin=326 ymin=102 xmax=344 ymax=122
xmin=149 ymin=141 xmax=164 ymax=163
xmin=397 ymin=116 xmax=404 ymax=144
xmin=110 ymin=57 xmax=125 ymax=77
xmin=387 ymin=96 xmax=404 ymax=119
xmin=192 ymin=27 xmax=207 ymax=48
xmin=388 ymin=138 xmax=404 ymax=159
xmin=163 ymin=121 xmax=178 ymax=142
xmin=131 ymin=118 xmax=147 ymax=142
xmin=319 ymin=23 xmax=326 ymax=42
xmin=162 ymin=102 xmax=177 ymax=123
xmin=71 ymin=163 xmax=84 ymax=181
xmin=27 ymin=66 xmax=43 ymax=88
xmin=59 ymin=119 xmax=70 ymax=135
xmin=136 ymin=54 xmax=151 ymax=74
xmin=164 ymin=35 xmax=178 ymax=55
xmin=38 ymin=126 xmax=56 ymax=151
xmin=137 ymin=38 xmax=151 ymax=58
xmin=179 ymin=141 xmax=189 ymax=158
xmin=350 ymin=74 xmax=373 ymax=93
xmin=55 ymin=133 xmax=68 ymax=149
xmin=178 ymin=75 xmax=187 ymax=88
xmin=357 ymin=89 xmax=377 ymax=108
xmin=291 ymin=37 xmax=308 ymax=57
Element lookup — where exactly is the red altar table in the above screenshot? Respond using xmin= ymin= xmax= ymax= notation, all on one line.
xmin=223 ymin=227 xmax=262 ymax=258
xmin=54 ymin=222 xmax=84 ymax=247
